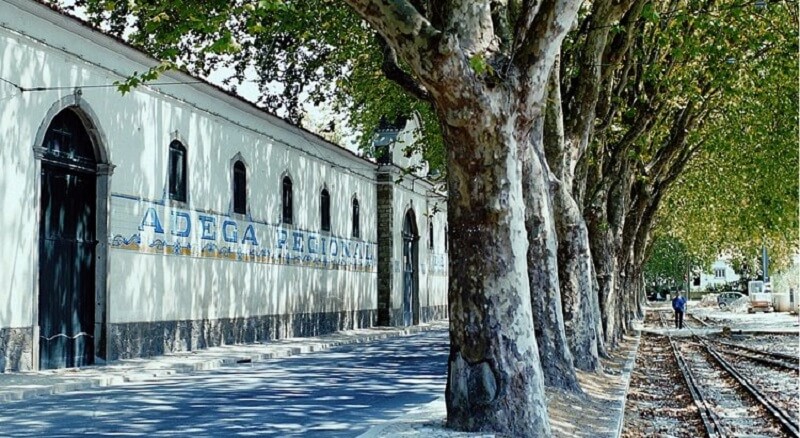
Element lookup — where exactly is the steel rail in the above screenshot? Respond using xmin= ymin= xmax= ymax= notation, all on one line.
xmin=660 ymin=309 xmax=676 ymax=330
xmin=716 ymin=341 xmax=800 ymax=365
xmin=667 ymin=336 xmax=725 ymax=437
xmin=714 ymin=343 xmax=800 ymax=373
xmin=687 ymin=313 xmax=711 ymax=328
xmin=658 ymin=310 xmax=667 ymax=328
xmin=697 ymin=337 xmax=800 ymax=437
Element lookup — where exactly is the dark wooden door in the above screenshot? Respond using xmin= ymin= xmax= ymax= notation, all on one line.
xmin=402 ymin=234 xmax=414 ymax=326
xmin=38 ymin=109 xmax=98 ymax=369
xmin=402 ymin=210 xmax=418 ymax=327
xmin=38 ymin=164 xmax=96 ymax=369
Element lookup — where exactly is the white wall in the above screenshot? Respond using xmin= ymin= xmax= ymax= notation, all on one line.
xmin=388 ymin=176 xmax=448 ymax=313
xmin=0 ymin=0 xmax=378 ymax=328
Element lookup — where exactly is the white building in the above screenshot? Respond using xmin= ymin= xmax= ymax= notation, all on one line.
xmin=0 ymin=0 xmax=448 ymax=371
xmin=690 ymin=257 xmax=740 ymax=292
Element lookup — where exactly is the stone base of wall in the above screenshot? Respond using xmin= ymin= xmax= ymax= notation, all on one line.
xmin=108 ymin=310 xmax=376 ymax=361
xmin=0 ymin=327 xmax=34 ymax=372
xmin=0 ymin=306 xmax=449 ymax=371
xmin=388 ymin=305 xmax=448 ymax=328
xmin=420 ymin=305 xmax=448 ymax=323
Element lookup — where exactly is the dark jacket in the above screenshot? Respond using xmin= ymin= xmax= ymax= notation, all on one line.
xmin=672 ymin=296 xmax=687 ymax=312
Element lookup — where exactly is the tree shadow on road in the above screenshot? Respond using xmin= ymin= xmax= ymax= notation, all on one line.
xmin=0 ymin=330 xmax=449 ymax=437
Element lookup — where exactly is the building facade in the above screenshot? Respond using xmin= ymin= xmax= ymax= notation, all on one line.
xmin=0 ymin=0 xmax=448 ymax=372
xmin=690 ymin=258 xmax=741 ymax=292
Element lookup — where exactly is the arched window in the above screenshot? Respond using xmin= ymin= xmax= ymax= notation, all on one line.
xmin=352 ymin=198 xmax=360 ymax=238
xmin=320 ymin=188 xmax=331 ymax=232
xmin=429 ymin=221 xmax=434 ymax=250
xmin=168 ymin=141 xmax=187 ymax=202
xmin=233 ymin=160 xmax=247 ymax=214
xmin=282 ymin=176 xmax=293 ymax=224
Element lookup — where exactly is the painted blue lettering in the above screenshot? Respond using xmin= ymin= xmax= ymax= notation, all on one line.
xmin=320 ymin=238 xmax=327 ymax=255
xmin=242 ymin=224 xmax=259 ymax=246
xmin=308 ymin=235 xmax=318 ymax=254
xmin=222 ymin=220 xmax=238 ymax=243
xmin=170 ymin=211 xmax=191 ymax=237
xmin=138 ymin=208 xmax=164 ymax=233
xmin=198 ymin=215 xmax=216 ymax=240
xmin=342 ymin=240 xmax=351 ymax=257
xmin=276 ymin=230 xmax=288 ymax=249
xmin=330 ymin=239 xmax=338 ymax=256
xmin=292 ymin=231 xmax=304 ymax=252
xmin=366 ymin=244 xmax=374 ymax=260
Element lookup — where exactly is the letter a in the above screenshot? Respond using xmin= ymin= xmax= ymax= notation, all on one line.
xmin=138 ymin=208 xmax=164 ymax=233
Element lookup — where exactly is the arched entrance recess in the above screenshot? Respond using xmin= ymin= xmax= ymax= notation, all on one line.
xmin=37 ymin=109 xmax=99 ymax=369
xmin=402 ymin=209 xmax=420 ymax=326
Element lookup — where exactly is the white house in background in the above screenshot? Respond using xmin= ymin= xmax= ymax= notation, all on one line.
xmin=690 ymin=257 xmax=740 ymax=291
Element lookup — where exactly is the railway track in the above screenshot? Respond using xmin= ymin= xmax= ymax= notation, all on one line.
xmin=686 ymin=312 xmax=711 ymax=328
xmin=713 ymin=340 xmax=800 ymax=372
xmin=730 ymin=333 xmax=800 ymax=357
xmin=653 ymin=310 xmax=798 ymax=437
xmin=622 ymin=331 xmax=707 ymax=437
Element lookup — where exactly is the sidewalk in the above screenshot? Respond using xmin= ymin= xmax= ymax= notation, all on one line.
xmin=0 ymin=320 xmax=447 ymax=403
xmin=360 ymin=331 xmax=641 ymax=438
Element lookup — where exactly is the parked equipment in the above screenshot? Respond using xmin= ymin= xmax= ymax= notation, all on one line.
xmin=748 ymin=281 xmax=774 ymax=313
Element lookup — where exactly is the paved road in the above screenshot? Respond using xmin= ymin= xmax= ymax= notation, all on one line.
xmin=0 ymin=329 xmax=449 ymax=437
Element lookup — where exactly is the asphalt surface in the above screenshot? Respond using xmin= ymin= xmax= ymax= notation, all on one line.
xmin=0 ymin=329 xmax=449 ymax=437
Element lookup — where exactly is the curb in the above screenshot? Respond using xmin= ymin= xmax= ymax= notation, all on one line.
xmin=614 ymin=318 xmax=643 ymax=438
xmin=357 ymin=395 xmax=448 ymax=438
xmin=0 ymin=323 xmax=445 ymax=403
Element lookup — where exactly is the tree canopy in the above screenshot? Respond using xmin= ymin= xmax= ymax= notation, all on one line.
xmin=651 ymin=0 xmax=798 ymax=269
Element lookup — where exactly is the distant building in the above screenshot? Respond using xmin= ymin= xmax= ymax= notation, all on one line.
xmin=690 ymin=257 xmax=740 ymax=291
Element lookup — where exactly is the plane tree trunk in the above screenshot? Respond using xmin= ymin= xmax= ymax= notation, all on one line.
xmin=341 ymin=1 xmax=582 ymax=435
xmin=442 ymin=102 xmax=550 ymax=435
xmin=543 ymin=60 xmax=604 ymax=371
xmin=524 ymin=109 xmax=581 ymax=392
xmin=546 ymin=0 xmax=643 ymax=364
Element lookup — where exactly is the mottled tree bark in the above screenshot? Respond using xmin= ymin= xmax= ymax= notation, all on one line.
xmin=523 ymin=113 xmax=581 ymax=392
xmin=554 ymin=183 xmax=602 ymax=370
xmin=543 ymin=63 xmax=603 ymax=372
xmin=586 ymin=154 xmax=633 ymax=345
xmin=342 ymin=1 xmax=582 ymax=434
xmin=444 ymin=108 xmax=550 ymax=436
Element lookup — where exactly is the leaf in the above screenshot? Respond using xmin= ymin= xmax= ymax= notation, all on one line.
xmin=469 ymin=54 xmax=488 ymax=75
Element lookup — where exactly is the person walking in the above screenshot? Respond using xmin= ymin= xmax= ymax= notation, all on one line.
xmin=672 ymin=291 xmax=687 ymax=329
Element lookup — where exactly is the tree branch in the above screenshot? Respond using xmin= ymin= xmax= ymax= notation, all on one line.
xmin=513 ymin=0 xmax=581 ymax=71
xmin=342 ymin=0 xmax=441 ymax=78
xmin=377 ymin=35 xmax=432 ymax=101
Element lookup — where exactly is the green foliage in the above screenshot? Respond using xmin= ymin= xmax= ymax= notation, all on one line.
xmin=63 ymin=0 xmax=446 ymax=173
xmin=644 ymin=235 xmax=690 ymax=288
xmin=468 ymin=54 xmax=493 ymax=76
xmin=655 ymin=0 xmax=798 ymax=268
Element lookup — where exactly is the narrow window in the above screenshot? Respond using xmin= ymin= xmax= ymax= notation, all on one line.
xmin=352 ymin=198 xmax=360 ymax=238
xmin=233 ymin=160 xmax=246 ymax=214
xmin=168 ymin=141 xmax=187 ymax=202
xmin=320 ymin=188 xmax=331 ymax=232
xmin=282 ymin=176 xmax=293 ymax=224
xmin=429 ymin=221 xmax=434 ymax=250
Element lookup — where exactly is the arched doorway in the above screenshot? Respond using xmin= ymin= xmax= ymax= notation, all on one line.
xmin=38 ymin=109 xmax=98 ymax=369
xmin=402 ymin=210 xmax=419 ymax=326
